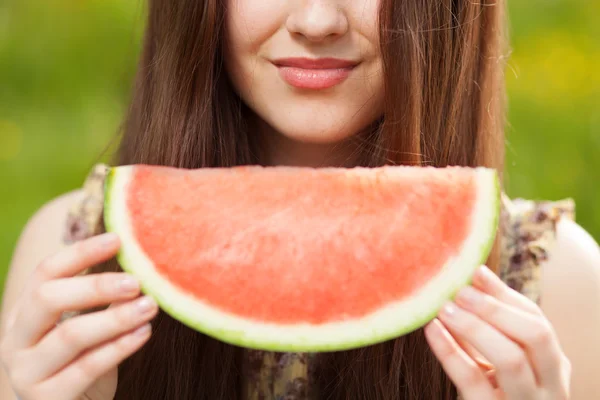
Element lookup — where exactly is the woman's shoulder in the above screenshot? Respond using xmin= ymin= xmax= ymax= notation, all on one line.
xmin=540 ymin=214 xmax=600 ymax=317
xmin=1 ymin=189 xmax=85 ymax=332
xmin=15 ymin=163 xmax=108 ymax=252
xmin=544 ymin=219 xmax=600 ymax=398
xmin=505 ymin=197 xmax=600 ymax=397
xmin=500 ymin=194 xmax=599 ymax=295
xmin=543 ymin=217 xmax=600 ymax=286
xmin=2 ymin=163 xmax=110 ymax=332
xmin=12 ymin=189 xmax=86 ymax=266
xmin=500 ymin=193 xmax=599 ymax=301
xmin=499 ymin=195 xmax=575 ymax=302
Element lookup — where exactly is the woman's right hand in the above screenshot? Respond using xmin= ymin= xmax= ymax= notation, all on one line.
xmin=0 ymin=233 xmax=158 ymax=400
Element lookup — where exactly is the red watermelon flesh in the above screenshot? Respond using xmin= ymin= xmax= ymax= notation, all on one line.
xmin=104 ymin=165 xmax=499 ymax=352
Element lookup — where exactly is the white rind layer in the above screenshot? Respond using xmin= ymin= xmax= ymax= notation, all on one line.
xmin=104 ymin=166 xmax=499 ymax=352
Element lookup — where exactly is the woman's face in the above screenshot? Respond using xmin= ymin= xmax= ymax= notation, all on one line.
xmin=224 ymin=0 xmax=384 ymax=149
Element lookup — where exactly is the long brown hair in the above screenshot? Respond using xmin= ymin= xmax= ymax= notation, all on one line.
xmin=102 ymin=0 xmax=508 ymax=398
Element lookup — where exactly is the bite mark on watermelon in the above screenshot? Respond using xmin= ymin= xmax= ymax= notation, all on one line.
xmin=104 ymin=165 xmax=500 ymax=352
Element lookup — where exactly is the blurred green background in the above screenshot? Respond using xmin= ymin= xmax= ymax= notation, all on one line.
xmin=0 ymin=0 xmax=598 ymax=294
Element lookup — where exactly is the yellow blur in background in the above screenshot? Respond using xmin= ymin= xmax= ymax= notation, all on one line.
xmin=0 ymin=0 xmax=599 ymax=293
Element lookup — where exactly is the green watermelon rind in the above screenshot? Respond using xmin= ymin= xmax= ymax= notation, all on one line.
xmin=104 ymin=166 xmax=500 ymax=352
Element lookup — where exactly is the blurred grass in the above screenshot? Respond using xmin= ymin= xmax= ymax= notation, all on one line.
xmin=505 ymin=1 xmax=600 ymax=232
xmin=0 ymin=0 xmax=598 ymax=294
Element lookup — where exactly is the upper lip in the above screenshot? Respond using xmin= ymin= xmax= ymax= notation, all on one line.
xmin=272 ymin=57 xmax=358 ymax=69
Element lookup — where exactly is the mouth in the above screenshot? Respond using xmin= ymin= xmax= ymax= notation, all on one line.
xmin=272 ymin=57 xmax=359 ymax=90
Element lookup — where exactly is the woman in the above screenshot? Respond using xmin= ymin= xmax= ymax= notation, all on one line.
xmin=1 ymin=0 xmax=599 ymax=399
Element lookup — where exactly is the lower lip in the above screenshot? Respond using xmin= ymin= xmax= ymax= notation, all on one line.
xmin=277 ymin=66 xmax=353 ymax=89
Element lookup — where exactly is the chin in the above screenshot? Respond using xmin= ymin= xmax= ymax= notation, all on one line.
xmin=269 ymin=118 xmax=362 ymax=145
xmin=258 ymin=96 xmax=383 ymax=145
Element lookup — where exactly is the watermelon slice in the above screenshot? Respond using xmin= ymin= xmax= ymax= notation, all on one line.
xmin=104 ymin=165 xmax=499 ymax=352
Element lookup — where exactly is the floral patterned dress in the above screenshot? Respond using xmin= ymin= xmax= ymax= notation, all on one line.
xmin=64 ymin=164 xmax=575 ymax=400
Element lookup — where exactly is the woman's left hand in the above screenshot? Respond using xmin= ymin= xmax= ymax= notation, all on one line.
xmin=424 ymin=265 xmax=571 ymax=399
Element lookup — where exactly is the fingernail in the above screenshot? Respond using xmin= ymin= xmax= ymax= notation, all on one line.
xmin=475 ymin=265 xmax=496 ymax=283
xmin=425 ymin=318 xmax=443 ymax=338
xmin=456 ymin=286 xmax=482 ymax=305
xmin=118 ymin=277 xmax=139 ymax=293
xmin=99 ymin=233 xmax=119 ymax=246
xmin=136 ymin=296 xmax=156 ymax=314
xmin=132 ymin=323 xmax=151 ymax=336
xmin=441 ymin=302 xmax=459 ymax=318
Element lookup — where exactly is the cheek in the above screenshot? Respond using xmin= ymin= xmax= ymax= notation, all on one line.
xmin=348 ymin=0 xmax=381 ymax=45
xmin=225 ymin=0 xmax=284 ymax=54
xmin=224 ymin=0 xmax=285 ymax=98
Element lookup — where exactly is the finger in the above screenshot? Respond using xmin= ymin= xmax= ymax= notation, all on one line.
xmin=454 ymin=337 xmax=494 ymax=372
xmin=485 ymin=369 xmax=498 ymax=388
xmin=58 ymin=294 xmax=131 ymax=327
xmin=35 ymin=233 xmax=120 ymax=282
xmin=438 ymin=302 xmax=538 ymax=399
xmin=48 ymin=273 xmax=139 ymax=312
xmin=37 ymin=323 xmax=152 ymax=398
xmin=25 ymin=296 xmax=157 ymax=382
xmin=107 ymin=299 xmax=129 ymax=309
xmin=472 ymin=266 xmax=541 ymax=315
xmin=5 ymin=234 xmax=120 ymax=344
xmin=455 ymin=286 xmax=564 ymax=389
xmin=11 ymin=271 xmax=135 ymax=350
xmin=424 ymin=319 xmax=496 ymax=400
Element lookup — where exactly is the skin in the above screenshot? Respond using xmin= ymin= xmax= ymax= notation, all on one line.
xmin=224 ymin=0 xmax=383 ymax=166
xmin=1 ymin=0 xmax=599 ymax=399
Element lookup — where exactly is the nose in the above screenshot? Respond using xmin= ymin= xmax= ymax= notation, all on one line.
xmin=286 ymin=1 xmax=349 ymax=42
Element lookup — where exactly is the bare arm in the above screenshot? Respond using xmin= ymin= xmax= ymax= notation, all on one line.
xmin=541 ymin=218 xmax=600 ymax=399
